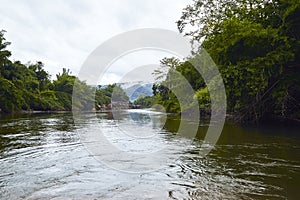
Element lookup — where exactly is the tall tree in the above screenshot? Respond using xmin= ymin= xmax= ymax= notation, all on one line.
xmin=176 ymin=0 xmax=300 ymax=123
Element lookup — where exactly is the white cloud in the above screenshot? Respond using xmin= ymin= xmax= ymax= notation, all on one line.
xmin=0 ymin=0 xmax=190 ymax=83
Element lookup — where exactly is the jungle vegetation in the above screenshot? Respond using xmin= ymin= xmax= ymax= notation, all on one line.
xmin=151 ymin=0 xmax=300 ymax=124
xmin=0 ymin=30 xmax=128 ymax=113
xmin=1 ymin=0 xmax=299 ymax=124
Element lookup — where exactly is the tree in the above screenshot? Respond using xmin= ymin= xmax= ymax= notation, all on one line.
xmin=0 ymin=77 xmax=24 ymax=112
xmin=94 ymin=84 xmax=129 ymax=110
xmin=94 ymin=85 xmax=111 ymax=109
xmin=134 ymin=94 xmax=155 ymax=108
xmin=0 ymin=30 xmax=96 ymax=113
xmin=111 ymin=85 xmax=129 ymax=102
xmin=176 ymin=0 xmax=300 ymax=123
xmin=29 ymin=61 xmax=51 ymax=91
xmin=0 ymin=30 xmax=11 ymax=67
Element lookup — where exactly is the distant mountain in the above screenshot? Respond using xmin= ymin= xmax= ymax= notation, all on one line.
xmin=119 ymin=82 xmax=153 ymax=102
xmin=93 ymin=81 xmax=154 ymax=102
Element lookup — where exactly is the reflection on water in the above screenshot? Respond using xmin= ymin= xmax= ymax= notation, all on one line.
xmin=0 ymin=111 xmax=299 ymax=199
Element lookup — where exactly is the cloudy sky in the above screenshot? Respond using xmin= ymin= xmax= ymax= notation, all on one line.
xmin=0 ymin=0 xmax=191 ymax=84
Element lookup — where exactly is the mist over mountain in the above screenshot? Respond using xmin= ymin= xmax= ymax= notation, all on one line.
xmin=119 ymin=82 xmax=153 ymax=102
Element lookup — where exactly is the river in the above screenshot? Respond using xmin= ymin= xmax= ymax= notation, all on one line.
xmin=0 ymin=110 xmax=299 ymax=199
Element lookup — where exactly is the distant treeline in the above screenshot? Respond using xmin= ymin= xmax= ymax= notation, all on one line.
xmin=0 ymin=30 xmax=128 ymax=113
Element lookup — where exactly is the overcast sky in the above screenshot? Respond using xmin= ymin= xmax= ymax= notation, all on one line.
xmin=0 ymin=0 xmax=191 ymax=84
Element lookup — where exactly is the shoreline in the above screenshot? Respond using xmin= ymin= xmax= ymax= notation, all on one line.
xmin=1 ymin=109 xmax=299 ymax=126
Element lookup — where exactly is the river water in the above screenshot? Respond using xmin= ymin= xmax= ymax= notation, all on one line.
xmin=0 ymin=110 xmax=299 ymax=199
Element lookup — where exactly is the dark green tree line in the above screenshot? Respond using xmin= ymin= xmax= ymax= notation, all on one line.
xmin=153 ymin=0 xmax=299 ymax=124
xmin=0 ymin=30 xmax=119 ymax=113
xmin=94 ymin=84 xmax=129 ymax=110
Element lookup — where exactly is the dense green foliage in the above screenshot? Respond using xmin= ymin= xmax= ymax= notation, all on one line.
xmin=2 ymin=0 xmax=299 ymax=124
xmin=153 ymin=0 xmax=300 ymax=123
xmin=0 ymin=30 xmax=67 ymax=112
xmin=152 ymin=58 xmax=210 ymax=115
xmin=133 ymin=94 xmax=155 ymax=108
xmin=0 ymin=30 xmax=128 ymax=113
xmin=95 ymin=84 xmax=129 ymax=110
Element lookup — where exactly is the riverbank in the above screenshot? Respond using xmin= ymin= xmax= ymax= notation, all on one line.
xmin=1 ymin=109 xmax=299 ymax=127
